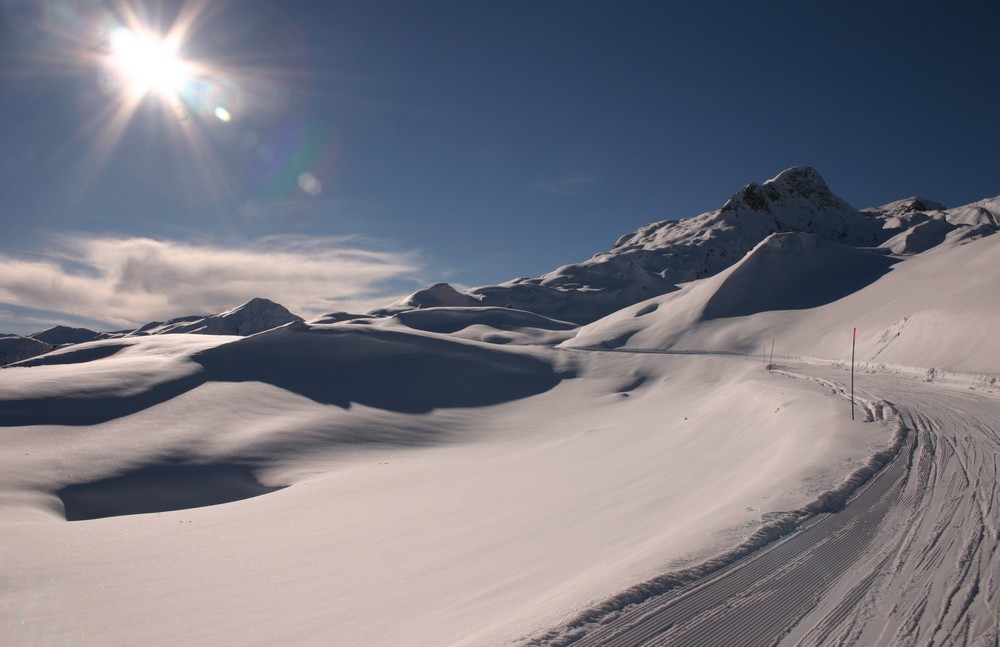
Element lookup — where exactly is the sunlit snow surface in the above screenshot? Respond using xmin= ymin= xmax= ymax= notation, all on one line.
xmin=1 ymin=323 xmax=889 ymax=646
xmin=4 ymin=213 xmax=1000 ymax=645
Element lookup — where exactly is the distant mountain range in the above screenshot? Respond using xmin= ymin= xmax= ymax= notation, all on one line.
xmin=2 ymin=166 xmax=996 ymax=366
xmin=0 ymin=298 xmax=302 ymax=365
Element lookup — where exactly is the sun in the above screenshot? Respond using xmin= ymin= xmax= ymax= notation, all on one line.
xmin=107 ymin=28 xmax=191 ymax=101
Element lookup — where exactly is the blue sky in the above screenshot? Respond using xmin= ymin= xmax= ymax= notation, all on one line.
xmin=0 ymin=0 xmax=998 ymax=334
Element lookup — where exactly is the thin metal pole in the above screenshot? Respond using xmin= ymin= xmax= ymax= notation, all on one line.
xmin=768 ymin=338 xmax=775 ymax=373
xmin=851 ymin=327 xmax=856 ymax=420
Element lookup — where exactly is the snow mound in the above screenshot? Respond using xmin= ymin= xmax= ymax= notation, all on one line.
xmin=701 ymin=233 xmax=897 ymax=320
xmin=373 ymin=283 xmax=482 ymax=316
xmin=376 ymin=306 xmax=579 ymax=346
xmin=0 ymin=335 xmax=235 ymax=426
xmin=388 ymin=307 xmax=576 ymax=334
xmin=945 ymin=197 xmax=1000 ymax=227
xmin=193 ymin=322 xmax=564 ymax=413
xmin=880 ymin=217 xmax=956 ymax=254
xmin=307 ymin=312 xmax=373 ymax=325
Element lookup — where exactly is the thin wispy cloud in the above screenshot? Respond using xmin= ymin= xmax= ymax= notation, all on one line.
xmin=0 ymin=235 xmax=422 ymax=328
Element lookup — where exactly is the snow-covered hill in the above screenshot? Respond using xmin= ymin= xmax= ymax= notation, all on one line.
xmin=123 ymin=297 xmax=303 ymax=337
xmin=29 ymin=325 xmax=104 ymax=347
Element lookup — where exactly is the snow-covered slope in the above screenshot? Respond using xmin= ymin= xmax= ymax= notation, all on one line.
xmin=0 ymin=335 xmax=52 ymax=366
xmin=318 ymin=306 xmax=580 ymax=346
xmin=566 ymin=228 xmax=1000 ymax=376
xmin=866 ymin=193 xmax=1000 ymax=254
xmin=0 ymin=322 xmax=891 ymax=646
xmin=699 ymin=233 xmax=897 ymax=320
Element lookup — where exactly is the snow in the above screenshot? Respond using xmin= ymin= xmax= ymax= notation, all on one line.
xmin=373 ymin=282 xmax=484 ymax=314
xmin=0 ymin=335 xmax=51 ymax=366
xmin=374 ymin=170 xmax=998 ymax=329
xmin=567 ymin=228 xmax=1000 ymax=376
xmin=123 ymin=296 xmax=302 ymax=337
xmin=3 ymin=167 xmax=999 ymax=645
xmin=373 ymin=167 xmax=895 ymax=325
xmin=28 ymin=325 xmax=103 ymax=346
xmin=0 ymin=336 xmax=889 ymax=646
xmin=880 ymin=217 xmax=955 ymax=254
xmin=698 ymin=233 xmax=896 ymax=320
xmin=375 ymin=306 xmax=579 ymax=346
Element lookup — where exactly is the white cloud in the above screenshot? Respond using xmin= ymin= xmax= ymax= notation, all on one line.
xmin=0 ymin=235 xmax=422 ymax=328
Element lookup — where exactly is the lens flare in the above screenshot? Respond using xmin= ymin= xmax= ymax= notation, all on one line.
xmin=17 ymin=0 xmax=329 ymax=208
xmin=297 ymin=172 xmax=322 ymax=196
xmin=62 ymin=1 xmax=236 ymax=198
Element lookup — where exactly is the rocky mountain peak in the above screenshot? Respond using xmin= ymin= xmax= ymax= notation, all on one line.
xmin=720 ymin=166 xmax=846 ymax=215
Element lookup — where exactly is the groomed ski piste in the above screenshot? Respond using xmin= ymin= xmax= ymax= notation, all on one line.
xmin=3 ymin=173 xmax=1000 ymax=645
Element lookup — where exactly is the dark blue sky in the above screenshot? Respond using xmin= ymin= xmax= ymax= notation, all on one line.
xmin=0 ymin=0 xmax=997 ymax=333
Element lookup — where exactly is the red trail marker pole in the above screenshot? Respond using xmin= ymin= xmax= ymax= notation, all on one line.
xmin=851 ymin=327 xmax=856 ymax=421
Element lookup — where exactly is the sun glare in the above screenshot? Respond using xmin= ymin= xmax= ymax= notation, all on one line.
xmin=53 ymin=1 xmax=294 ymax=203
xmin=108 ymin=28 xmax=190 ymax=100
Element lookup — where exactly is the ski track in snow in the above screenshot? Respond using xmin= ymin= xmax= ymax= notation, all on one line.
xmin=536 ymin=355 xmax=1000 ymax=647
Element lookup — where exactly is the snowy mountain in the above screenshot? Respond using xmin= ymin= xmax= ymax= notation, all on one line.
xmin=1 ymin=298 xmax=302 ymax=366
xmin=30 ymin=326 xmax=104 ymax=347
xmin=375 ymin=167 xmax=987 ymax=325
xmin=122 ymin=297 xmax=303 ymax=337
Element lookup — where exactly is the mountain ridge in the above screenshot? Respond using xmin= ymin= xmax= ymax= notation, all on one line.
xmin=373 ymin=166 xmax=996 ymax=325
